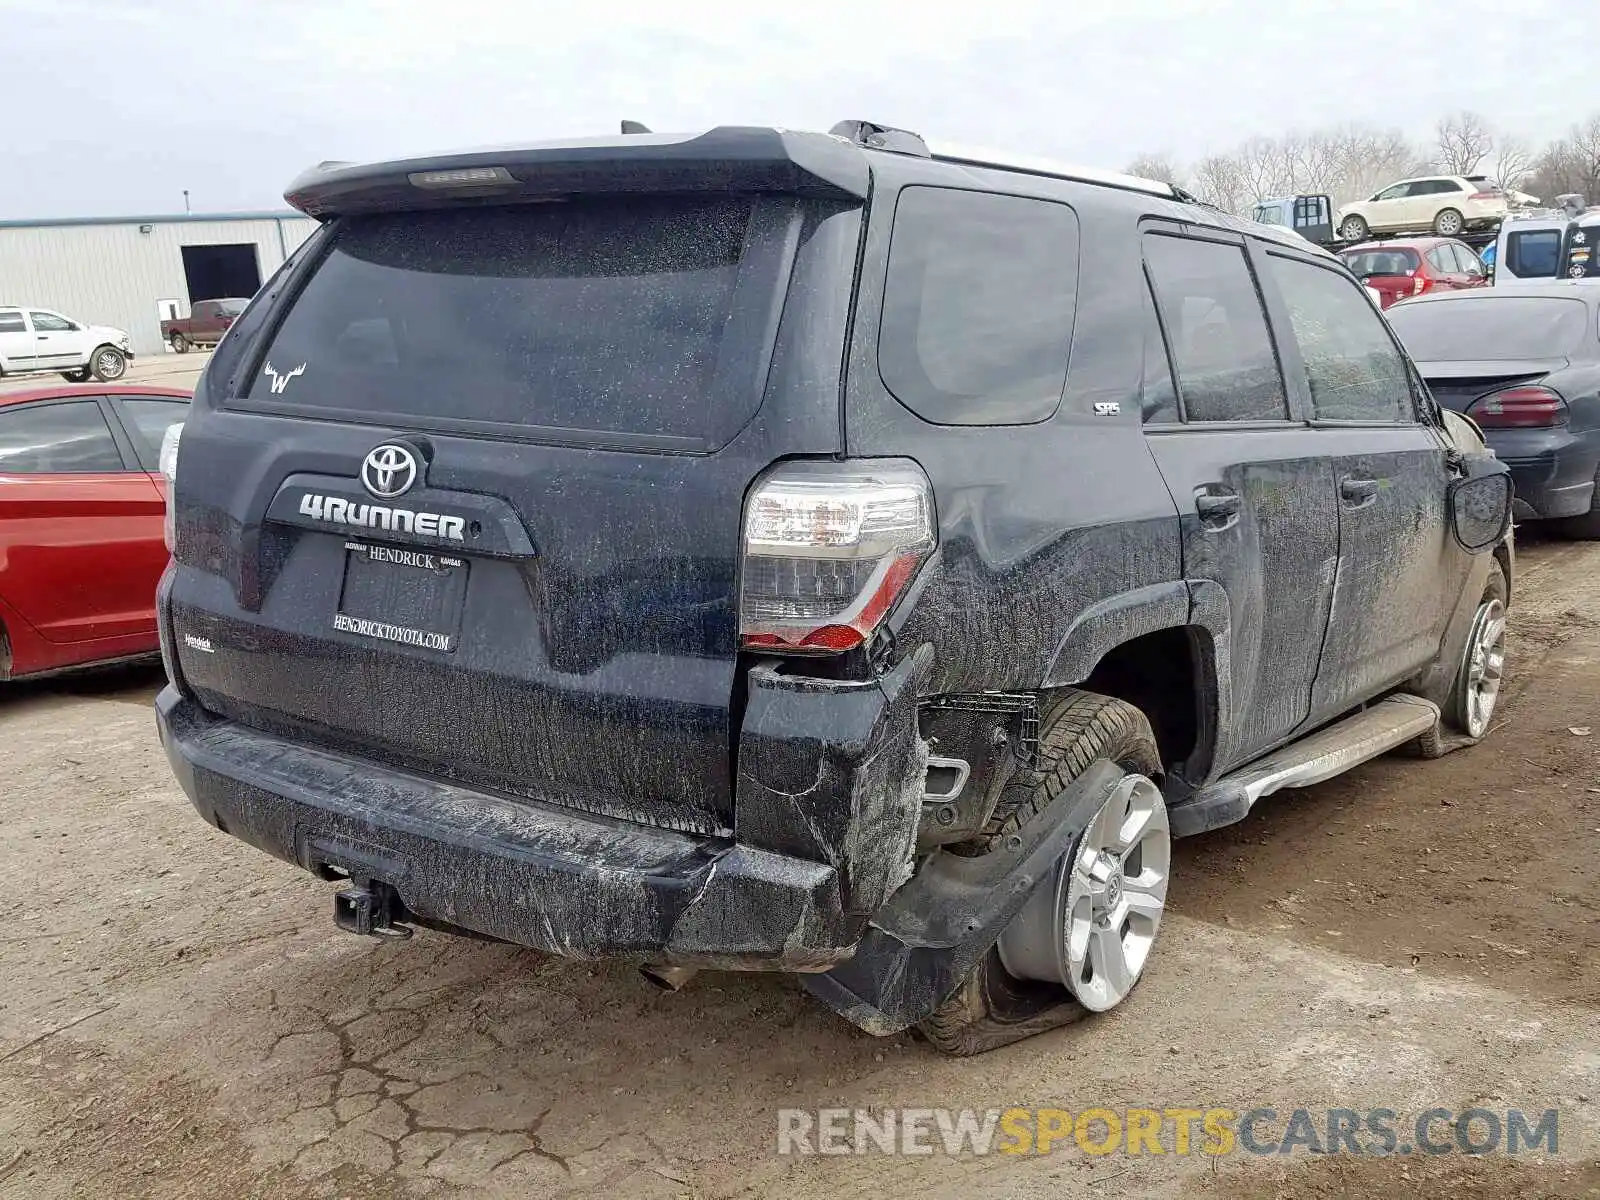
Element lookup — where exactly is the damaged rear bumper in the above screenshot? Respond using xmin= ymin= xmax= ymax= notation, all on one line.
xmin=154 ymin=649 xmax=932 ymax=973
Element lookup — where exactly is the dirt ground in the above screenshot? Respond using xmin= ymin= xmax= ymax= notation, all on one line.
xmin=1 ymin=531 xmax=1596 ymax=1199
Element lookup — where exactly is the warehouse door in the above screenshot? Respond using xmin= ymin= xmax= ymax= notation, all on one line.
xmin=181 ymin=244 xmax=261 ymax=304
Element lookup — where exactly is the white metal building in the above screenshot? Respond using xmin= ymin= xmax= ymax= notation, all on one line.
xmin=0 ymin=211 xmax=319 ymax=358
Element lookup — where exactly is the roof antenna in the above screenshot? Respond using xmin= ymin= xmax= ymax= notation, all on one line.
xmin=620 ymin=120 xmax=651 ymax=135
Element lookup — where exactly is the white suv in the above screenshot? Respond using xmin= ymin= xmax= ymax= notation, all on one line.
xmin=0 ymin=306 xmax=133 ymax=382
xmin=1336 ymin=176 xmax=1508 ymax=241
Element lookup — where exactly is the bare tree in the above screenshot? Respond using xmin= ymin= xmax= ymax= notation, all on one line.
xmin=1436 ymin=111 xmax=1494 ymax=175
xmin=1489 ymin=134 xmax=1535 ymax=195
xmin=1525 ymin=112 xmax=1600 ymax=204
xmin=1125 ymin=154 xmax=1182 ymax=187
xmin=1190 ymin=152 xmax=1252 ymax=216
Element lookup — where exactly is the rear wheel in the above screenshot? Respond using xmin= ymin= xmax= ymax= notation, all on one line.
xmin=1416 ymin=561 xmax=1508 ymax=757
xmin=918 ymin=690 xmax=1168 ymax=1056
xmin=60 ymin=368 xmax=91 ymax=383
xmin=1339 ymin=214 xmax=1370 ymax=241
xmin=1433 ymin=207 xmax=1464 ymax=236
xmin=170 ymin=332 xmax=191 ymax=354
xmin=90 ymin=346 xmax=127 ymax=382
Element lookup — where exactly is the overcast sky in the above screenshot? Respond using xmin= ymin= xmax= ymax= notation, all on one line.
xmin=1 ymin=0 xmax=1592 ymax=219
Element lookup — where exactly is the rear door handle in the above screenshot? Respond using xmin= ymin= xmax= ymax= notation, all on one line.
xmin=1195 ymin=490 xmax=1242 ymax=527
xmin=1341 ymin=477 xmax=1379 ymax=506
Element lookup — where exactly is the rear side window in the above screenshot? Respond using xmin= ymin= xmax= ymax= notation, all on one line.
xmin=1267 ymin=256 xmax=1414 ymax=422
xmin=1505 ymin=230 xmax=1562 ymax=278
xmin=0 ymin=311 xmax=24 ymax=333
xmin=1143 ymin=235 xmax=1287 ymax=422
xmin=0 ymin=401 xmax=124 ymax=474
xmin=1141 ymin=280 xmax=1179 ymax=423
xmin=1342 ymin=248 xmax=1421 ymax=277
xmin=878 ymin=187 xmax=1079 ymax=425
xmin=119 ymin=398 xmax=190 ymax=470
xmin=241 ymin=196 xmax=757 ymax=442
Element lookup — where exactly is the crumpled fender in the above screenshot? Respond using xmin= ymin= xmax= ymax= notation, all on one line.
xmin=802 ymin=757 xmax=1127 ymax=1034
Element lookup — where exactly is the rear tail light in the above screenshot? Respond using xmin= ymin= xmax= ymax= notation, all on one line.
xmin=1412 ymin=275 xmax=1429 ymax=295
xmin=1468 ymin=385 xmax=1566 ymax=428
xmin=739 ymin=460 xmax=935 ymax=654
xmin=159 ymin=422 xmax=184 ymax=551
xmin=1469 ymin=190 xmax=1500 ymax=200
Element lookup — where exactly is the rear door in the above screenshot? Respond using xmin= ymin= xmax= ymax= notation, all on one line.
xmin=0 ymin=397 xmax=166 ymax=642
xmin=166 ymin=192 xmax=859 ymax=834
xmin=0 ymin=309 xmax=36 ymax=370
xmin=1260 ymin=251 xmax=1465 ymax=725
xmin=1140 ymin=228 xmax=1339 ymax=773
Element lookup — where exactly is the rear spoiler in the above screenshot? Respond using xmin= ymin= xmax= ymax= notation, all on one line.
xmin=284 ymin=127 xmax=871 ymax=218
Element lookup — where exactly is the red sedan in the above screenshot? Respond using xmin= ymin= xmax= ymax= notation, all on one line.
xmin=0 ymin=384 xmax=189 ymax=680
xmin=1339 ymin=237 xmax=1490 ymax=309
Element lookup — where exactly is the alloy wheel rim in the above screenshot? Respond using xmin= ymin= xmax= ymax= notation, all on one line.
xmin=98 ymin=351 xmax=124 ymax=377
xmin=1061 ymin=775 xmax=1171 ymax=1012
xmin=1439 ymin=211 xmax=1462 ymax=234
xmin=1463 ymin=598 xmax=1506 ymax=738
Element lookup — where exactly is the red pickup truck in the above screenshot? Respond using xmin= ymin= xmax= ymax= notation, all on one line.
xmin=161 ymin=298 xmax=249 ymax=353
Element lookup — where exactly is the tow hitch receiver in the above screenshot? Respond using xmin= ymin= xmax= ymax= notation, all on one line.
xmin=333 ymin=879 xmax=413 ymax=939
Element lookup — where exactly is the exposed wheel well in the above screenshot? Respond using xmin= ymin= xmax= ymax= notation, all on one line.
xmin=1079 ymin=626 xmax=1211 ymax=786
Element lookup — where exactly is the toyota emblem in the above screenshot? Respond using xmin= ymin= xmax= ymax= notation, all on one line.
xmin=361 ymin=444 xmax=419 ymax=499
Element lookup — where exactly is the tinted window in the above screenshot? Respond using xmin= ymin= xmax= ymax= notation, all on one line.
xmin=1375 ymin=184 xmax=1409 ymax=202
xmin=1453 ymin=245 xmax=1484 ymax=275
xmin=1342 ymin=248 xmax=1421 ymax=277
xmin=1505 ymin=230 xmax=1562 ymax=278
xmin=1425 ymin=247 xmax=1453 ymax=273
xmin=1268 ymin=256 xmax=1414 ymax=422
xmin=1387 ymin=297 xmax=1591 ymax=361
xmin=879 ymin=187 xmax=1079 ymax=425
xmin=0 ymin=401 xmax=124 ymax=473
xmin=0 ymin=311 xmax=24 ymax=333
xmin=243 ymin=196 xmax=756 ymax=440
xmin=191 ymin=302 xmax=216 ymax=319
xmin=119 ymin=398 xmax=190 ymax=470
xmin=1143 ymin=235 xmax=1286 ymax=422
xmin=29 ymin=311 xmax=71 ymax=332
xmin=1141 ymin=280 xmax=1179 ymax=423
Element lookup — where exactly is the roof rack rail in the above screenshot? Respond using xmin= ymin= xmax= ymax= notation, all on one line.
xmin=828 ymin=120 xmax=930 ymax=157
xmin=922 ymin=139 xmax=1179 ymax=199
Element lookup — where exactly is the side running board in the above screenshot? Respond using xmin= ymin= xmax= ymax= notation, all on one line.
xmin=1170 ymin=694 xmax=1441 ymax=837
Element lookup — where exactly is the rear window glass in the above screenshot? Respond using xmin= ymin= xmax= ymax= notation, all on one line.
xmin=1387 ymin=297 xmax=1591 ymax=360
xmin=241 ymin=197 xmax=755 ymax=440
xmin=1341 ymin=248 xmax=1421 ymax=277
xmin=1504 ymin=230 xmax=1562 ymax=278
xmin=878 ymin=187 xmax=1079 ymax=425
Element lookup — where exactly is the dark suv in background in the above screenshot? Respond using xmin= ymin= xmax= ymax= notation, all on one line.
xmin=154 ymin=121 xmax=1514 ymax=1054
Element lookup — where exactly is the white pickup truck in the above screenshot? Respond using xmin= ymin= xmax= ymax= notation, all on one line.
xmin=0 ymin=306 xmax=133 ymax=382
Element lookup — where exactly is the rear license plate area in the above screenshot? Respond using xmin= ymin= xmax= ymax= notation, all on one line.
xmin=334 ymin=541 xmax=467 ymax=651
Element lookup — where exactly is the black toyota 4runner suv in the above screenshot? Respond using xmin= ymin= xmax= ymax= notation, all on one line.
xmin=155 ymin=121 xmax=1515 ymax=1054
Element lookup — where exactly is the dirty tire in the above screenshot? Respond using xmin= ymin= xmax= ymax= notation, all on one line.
xmin=1415 ymin=560 xmax=1509 ymax=758
xmin=918 ymin=690 xmax=1161 ymax=1056
xmin=1433 ymin=207 xmax=1464 ymax=236
xmin=1339 ymin=214 xmax=1370 ymax=242
xmin=170 ymin=332 xmax=191 ymax=354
